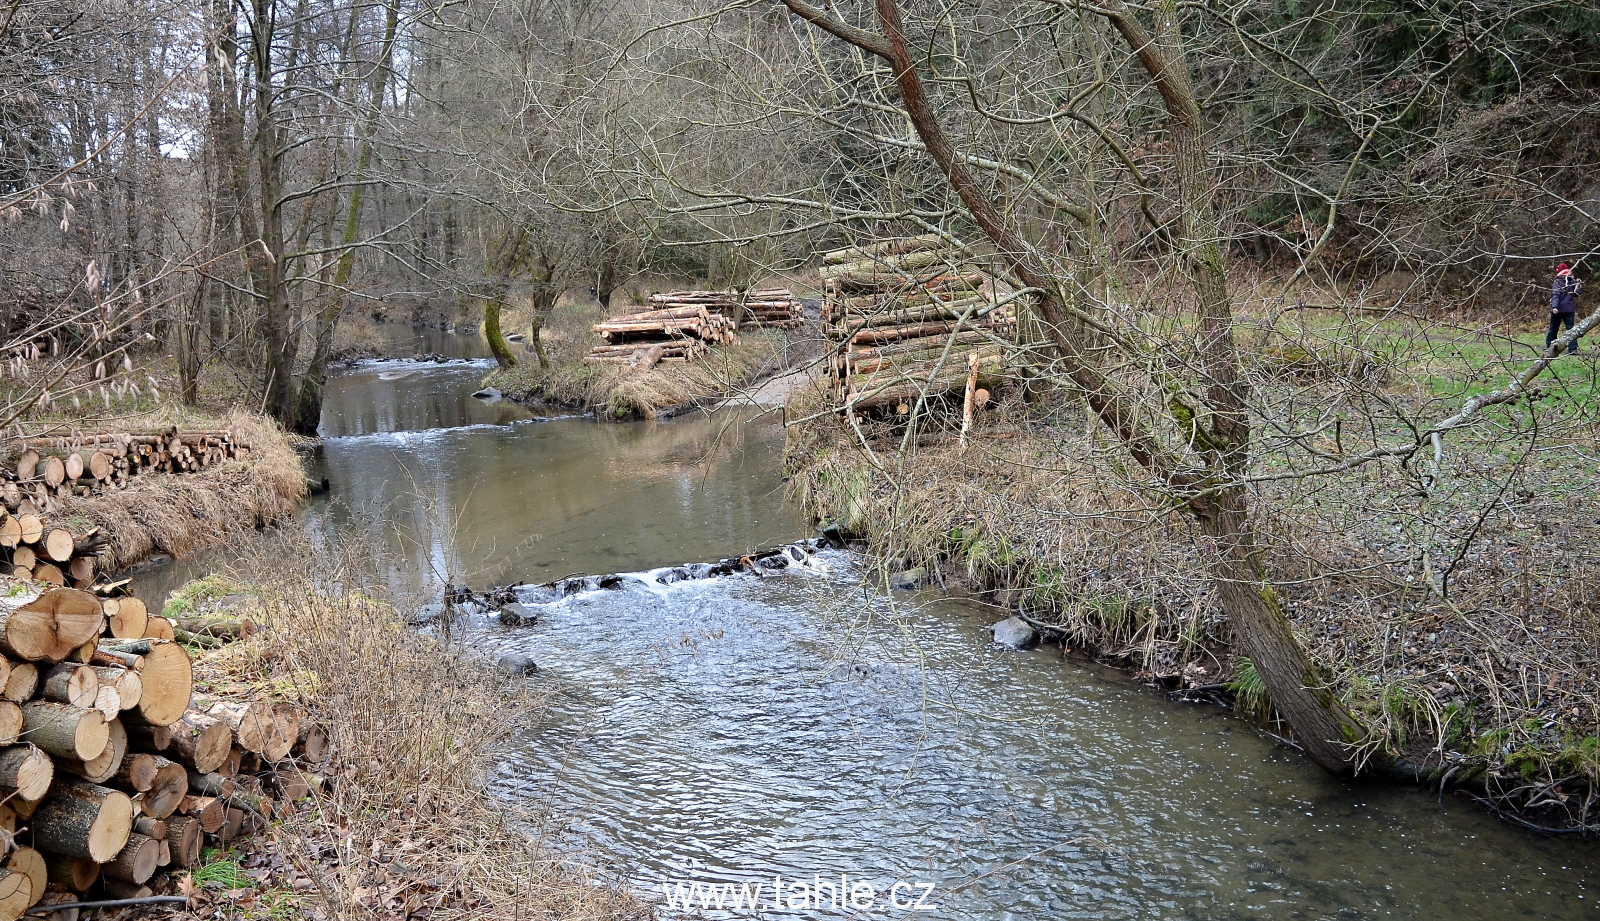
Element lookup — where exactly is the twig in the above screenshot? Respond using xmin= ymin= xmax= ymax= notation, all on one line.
xmin=27 ymin=896 xmax=189 ymax=915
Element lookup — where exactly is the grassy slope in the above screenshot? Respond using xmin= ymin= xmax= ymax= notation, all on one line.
xmin=784 ymin=304 xmax=1600 ymax=821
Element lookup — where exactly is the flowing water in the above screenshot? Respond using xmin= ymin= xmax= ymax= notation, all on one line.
xmin=149 ymin=324 xmax=1598 ymax=918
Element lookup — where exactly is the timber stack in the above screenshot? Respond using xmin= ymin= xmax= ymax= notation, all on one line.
xmin=820 ymin=235 xmax=1016 ymax=414
xmin=585 ymin=301 xmax=738 ymax=370
xmin=0 ymin=580 xmax=332 ymax=919
xmin=0 ymin=510 xmax=110 ymax=591
xmin=3 ymin=430 xmax=252 ymax=517
xmin=629 ymin=289 xmax=804 ymax=331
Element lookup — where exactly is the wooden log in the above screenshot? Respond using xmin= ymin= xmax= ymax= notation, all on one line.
xmin=199 ymin=700 xmax=273 ymax=755
xmin=40 ymin=458 xmax=63 ymax=489
xmin=295 ymin=722 xmax=331 ymax=765
xmin=162 ymin=711 xmax=229 ymax=774
xmin=0 ymin=745 xmax=52 ymax=801
xmin=115 ymin=753 xmax=159 ymax=793
xmin=42 ymin=855 xmax=96 ymax=892
xmin=98 ymin=640 xmax=190 ymax=726
xmin=86 ymin=452 xmax=110 ymax=482
xmin=131 ymin=816 xmax=165 ymax=840
xmin=156 ymin=837 xmax=170 ymax=867
xmin=92 ymin=686 xmax=119 ymax=721
xmin=140 ymin=617 xmax=174 ymax=642
xmin=20 ymin=702 xmax=107 ymax=761
xmin=5 ymin=848 xmax=43 ymax=909
xmin=38 ymin=530 xmax=72 ymax=565
xmin=91 ymin=668 xmax=140 ymax=712
xmin=31 ymin=779 xmax=133 ymax=862
xmin=170 ymin=616 xmax=252 ymax=641
xmin=184 ymin=769 xmax=234 ymax=798
xmin=106 ymin=597 xmax=146 ymax=640
xmin=2 ymin=664 xmax=36 ymax=703
xmin=140 ymin=759 xmax=187 ymax=819
xmin=0 ymin=589 xmax=103 ymax=662
xmin=216 ymin=807 xmax=246 ymax=844
xmin=176 ymin=795 xmax=224 ymax=833
xmin=119 ymin=715 xmax=173 ymax=755
xmin=12 ymin=453 xmax=36 ymax=482
xmin=165 ymin=814 xmax=201 ymax=867
xmin=59 ymin=715 xmax=124 ymax=784
xmin=41 ymin=665 xmax=98 ymax=709
xmin=0 ymin=701 xmax=22 ymax=748
xmin=217 ymin=748 xmax=242 ymax=779
xmin=7 ymin=548 xmax=31 ymax=571
xmin=100 ymin=833 xmax=157 ymax=885
xmin=97 ymin=880 xmax=150 ymax=900
xmin=265 ymin=704 xmax=301 ymax=763
xmin=270 ymin=767 xmax=312 ymax=802
xmin=0 ymin=867 xmax=33 ymax=920
xmin=29 ymin=564 xmax=63 ymax=587
xmin=65 ymin=558 xmax=92 ymax=584
xmin=0 ymin=519 xmax=17 ymax=550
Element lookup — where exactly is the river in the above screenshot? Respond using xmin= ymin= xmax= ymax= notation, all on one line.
xmin=145 ymin=325 xmax=1597 ymax=919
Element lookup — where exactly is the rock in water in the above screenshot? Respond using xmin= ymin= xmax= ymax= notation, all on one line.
xmin=891 ymin=566 xmax=927 ymax=590
xmin=471 ymin=387 xmax=502 ymax=400
xmin=990 ymin=616 xmax=1038 ymax=650
xmin=496 ymin=653 xmax=539 ymax=676
xmin=498 ymin=603 xmax=540 ymax=627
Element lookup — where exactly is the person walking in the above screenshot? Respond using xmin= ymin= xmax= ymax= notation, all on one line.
xmin=1547 ymin=261 xmax=1584 ymax=352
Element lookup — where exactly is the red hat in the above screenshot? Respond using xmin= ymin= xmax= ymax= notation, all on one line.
xmin=1558 ymin=262 xmax=1571 ymax=272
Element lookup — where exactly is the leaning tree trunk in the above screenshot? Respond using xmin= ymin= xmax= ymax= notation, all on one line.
xmin=781 ymin=0 xmax=1370 ymax=775
xmin=483 ymin=227 xmax=527 ymax=371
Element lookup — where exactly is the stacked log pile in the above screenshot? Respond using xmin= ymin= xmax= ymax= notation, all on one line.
xmin=585 ymin=301 xmax=737 ymax=369
xmin=0 ymin=512 xmax=110 ymax=591
xmin=2 ymin=430 xmax=253 ymax=517
xmin=0 ymin=582 xmax=331 ymax=919
xmin=820 ymin=235 xmax=1016 ymax=413
xmin=622 ymin=290 xmax=804 ymax=332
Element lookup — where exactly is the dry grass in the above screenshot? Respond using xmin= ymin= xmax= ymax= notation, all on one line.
xmin=168 ymin=530 xmax=650 ymax=921
xmin=785 ymin=395 xmax=1600 ymax=819
xmin=57 ymin=411 xmax=308 ymax=569
xmin=490 ymin=316 xmax=802 ymax=420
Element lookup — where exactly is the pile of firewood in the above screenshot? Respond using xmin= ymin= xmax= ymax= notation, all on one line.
xmin=585 ymin=301 xmax=738 ymax=370
xmin=820 ymin=235 xmax=1016 ymax=413
xmin=0 ymin=582 xmax=329 ymax=919
xmin=3 ymin=431 xmax=252 ymax=517
xmin=638 ymin=289 xmax=804 ymax=331
xmin=0 ymin=513 xmax=109 ymax=591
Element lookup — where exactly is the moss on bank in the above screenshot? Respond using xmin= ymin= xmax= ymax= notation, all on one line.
xmin=784 ymin=398 xmax=1600 ymax=829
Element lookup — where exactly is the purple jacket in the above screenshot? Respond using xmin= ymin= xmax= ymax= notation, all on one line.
xmin=1553 ymin=271 xmax=1582 ymax=314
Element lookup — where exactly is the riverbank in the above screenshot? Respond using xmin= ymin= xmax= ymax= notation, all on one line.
xmin=7 ymin=411 xmax=307 ymax=571
xmin=157 ymin=534 xmax=649 ymax=921
xmin=481 ymin=296 xmax=813 ymax=419
xmin=784 ymin=389 xmax=1600 ymax=832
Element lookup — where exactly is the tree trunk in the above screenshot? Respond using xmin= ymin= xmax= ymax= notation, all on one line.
xmin=293 ymin=0 xmax=400 ymax=433
xmin=783 ymin=0 xmax=1370 ymax=774
xmin=483 ymin=227 xmax=526 ymax=370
